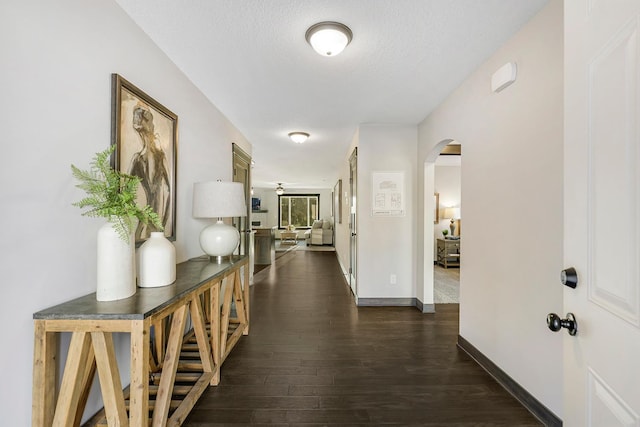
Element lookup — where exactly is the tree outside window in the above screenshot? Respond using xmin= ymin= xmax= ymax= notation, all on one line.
xmin=278 ymin=194 xmax=319 ymax=228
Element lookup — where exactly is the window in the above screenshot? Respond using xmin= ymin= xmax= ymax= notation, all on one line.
xmin=278 ymin=194 xmax=319 ymax=228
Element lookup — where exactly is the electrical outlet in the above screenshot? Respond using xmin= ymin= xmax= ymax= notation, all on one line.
xmin=390 ymin=274 xmax=397 ymax=285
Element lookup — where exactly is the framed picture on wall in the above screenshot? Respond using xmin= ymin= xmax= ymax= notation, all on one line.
xmin=334 ymin=179 xmax=342 ymax=224
xmin=434 ymin=193 xmax=440 ymax=223
xmin=111 ymin=73 xmax=178 ymax=244
xmin=371 ymin=171 xmax=405 ymax=216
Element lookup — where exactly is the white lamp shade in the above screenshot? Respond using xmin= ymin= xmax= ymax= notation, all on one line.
xmin=199 ymin=220 xmax=240 ymax=257
xmin=443 ymin=207 xmax=460 ymax=220
xmin=192 ymin=181 xmax=246 ymax=218
xmin=305 ymin=22 xmax=352 ymax=57
xmin=192 ymin=181 xmax=246 ymax=258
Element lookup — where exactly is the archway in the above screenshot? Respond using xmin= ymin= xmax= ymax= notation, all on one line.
xmin=421 ymin=139 xmax=460 ymax=312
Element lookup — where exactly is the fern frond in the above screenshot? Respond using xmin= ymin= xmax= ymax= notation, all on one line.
xmin=71 ymin=146 xmax=165 ymax=243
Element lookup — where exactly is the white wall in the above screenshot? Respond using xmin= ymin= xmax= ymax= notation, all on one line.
xmin=356 ymin=125 xmax=418 ymax=300
xmin=1 ymin=1 xmax=250 ymax=424
xmin=417 ymin=1 xmax=563 ymax=417
xmin=250 ymin=187 xmax=277 ymax=228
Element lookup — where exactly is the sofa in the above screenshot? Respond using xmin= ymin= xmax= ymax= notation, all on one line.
xmin=304 ymin=219 xmax=333 ymax=245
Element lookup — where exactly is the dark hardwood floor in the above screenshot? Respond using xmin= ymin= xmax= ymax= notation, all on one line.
xmin=184 ymin=251 xmax=542 ymax=426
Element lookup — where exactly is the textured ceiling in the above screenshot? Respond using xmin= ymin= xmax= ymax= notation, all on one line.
xmin=115 ymin=0 xmax=549 ymax=189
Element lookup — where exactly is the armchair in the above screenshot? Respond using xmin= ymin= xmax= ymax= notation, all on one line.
xmin=304 ymin=219 xmax=333 ymax=245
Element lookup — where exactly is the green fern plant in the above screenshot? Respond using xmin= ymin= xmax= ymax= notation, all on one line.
xmin=71 ymin=146 xmax=163 ymax=243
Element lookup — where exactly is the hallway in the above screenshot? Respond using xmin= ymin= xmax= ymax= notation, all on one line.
xmin=184 ymin=251 xmax=541 ymax=426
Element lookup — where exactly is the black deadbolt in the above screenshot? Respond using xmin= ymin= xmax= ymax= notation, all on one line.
xmin=547 ymin=312 xmax=578 ymax=336
xmin=561 ymin=267 xmax=578 ymax=288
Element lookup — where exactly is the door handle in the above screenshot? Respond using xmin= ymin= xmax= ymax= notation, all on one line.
xmin=351 ymin=233 xmax=357 ymax=237
xmin=547 ymin=312 xmax=578 ymax=336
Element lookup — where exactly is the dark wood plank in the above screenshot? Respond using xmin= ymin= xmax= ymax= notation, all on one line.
xmin=184 ymin=251 xmax=543 ymax=426
xmin=458 ymin=335 xmax=562 ymax=427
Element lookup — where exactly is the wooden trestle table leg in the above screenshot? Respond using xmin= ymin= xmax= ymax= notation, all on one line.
xmin=52 ymin=331 xmax=94 ymax=426
xmin=129 ymin=319 xmax=150 ymax=427
xmin=91 ymin=332 xmax=128 ymax=426
xmin=32 ymin=321 xmax=56 ymax=427
xmin=210 ymin=280 xmax=221 ymax=385
xmin=243 ymin=263 xmax=250 ymax=335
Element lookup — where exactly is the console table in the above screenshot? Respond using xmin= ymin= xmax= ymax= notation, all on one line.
xmin=32 ymin=255 xmax=249 ymax=427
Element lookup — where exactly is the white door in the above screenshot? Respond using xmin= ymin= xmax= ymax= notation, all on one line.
xmin=349 ymin=148 xmax=358 ymax=297
xmin=564 ymin=1 xmax=640 ymax=425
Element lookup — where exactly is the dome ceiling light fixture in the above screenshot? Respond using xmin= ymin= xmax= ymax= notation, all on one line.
xmin=288 ymin=131 xmax=310 ymax=144
xmin=275 ymin=183 xmax=285 ymax=195
xmin=305 ymin=21 xmax=353 ymax=57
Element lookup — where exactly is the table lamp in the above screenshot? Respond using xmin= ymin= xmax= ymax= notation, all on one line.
xmin=192 ymin=181 xmax=246 ymax=262
xmin=444 ymin=207 xmax=461 ymax=237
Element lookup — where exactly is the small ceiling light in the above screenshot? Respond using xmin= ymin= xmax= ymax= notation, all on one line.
xmin=305 ymin=21 xmax=353 ymax=57
xmin=288 ymin=132 xmax=310 ymax=144
xmin=275 ymin=183 xmax=285 ymax=195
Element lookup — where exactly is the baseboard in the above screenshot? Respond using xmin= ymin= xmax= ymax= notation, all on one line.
xmin=357 ymin=297 xmax=416 ymax=307
xmin=415 ymin=299 xmax=435 ymax=313
xmin=357 ymin=298 xmax=435 ymax=313
xmin=457 ymin=335 xmax=562 ymax=427
xmin=336 ymin=256 xmax=349 ymax=277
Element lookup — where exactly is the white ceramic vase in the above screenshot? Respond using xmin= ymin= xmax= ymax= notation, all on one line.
xmin=138 ymin=232 xmax=176 ymax=287
xmin=96 ymin=219 xmax=136 ymax=301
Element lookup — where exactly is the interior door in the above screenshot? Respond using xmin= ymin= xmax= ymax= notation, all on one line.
xmin=564 ymin=1 xmax=640 ymax=424
xmin=349 ymin=148 xmax=358 ymax=297
xmin=232 ymin=143 xmax=251 ymax=257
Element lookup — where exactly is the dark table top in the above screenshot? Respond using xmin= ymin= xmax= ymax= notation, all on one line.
xmin=34 ymin=255 xmax=248 ymax=321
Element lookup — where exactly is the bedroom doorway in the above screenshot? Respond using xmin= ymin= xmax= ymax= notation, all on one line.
xmin=433 ymin=142 xmax=461 ymax=304
xmin=422 ymin=139 xmax=461 ymax=311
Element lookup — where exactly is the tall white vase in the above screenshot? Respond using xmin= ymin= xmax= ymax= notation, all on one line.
xmin=138 ymin=232 xmax=176 ymax=287
xmin=96 ymin=220 xmax=136 ymax=301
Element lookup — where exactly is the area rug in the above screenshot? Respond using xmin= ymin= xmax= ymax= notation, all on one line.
xmin=298 ymin=244 xmax=335 ymax=252
xmin=275 ymin=240 xmax=299 ymax=254
xmin=434 ymin=265 xmax=459 ymax=303
xmin=275 ymin=240 xmax=335 ymax=253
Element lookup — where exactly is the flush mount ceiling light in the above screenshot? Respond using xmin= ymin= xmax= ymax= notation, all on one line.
xmin=288 ymin=132 xmax=310 ymax=144
xmin=275 ymin=183 xmax=285 ymax=195
xmin=305 ymin=21 xmax=353 ymax=57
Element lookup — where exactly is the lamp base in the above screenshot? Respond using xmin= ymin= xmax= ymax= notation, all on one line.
xmin=199 ymin=220 xmax=240 ymax=259
xmin=209 ymin=255 xmax=233 ymax=264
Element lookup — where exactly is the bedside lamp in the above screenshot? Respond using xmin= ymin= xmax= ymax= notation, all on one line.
xmin=192 ymin=181 xmax=246 ymax=263
xmin=444 ymin=207 xmax=461 ymax=237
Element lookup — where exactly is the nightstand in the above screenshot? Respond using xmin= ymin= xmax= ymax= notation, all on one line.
xmin=437 ymin=238 xmax=460 ymax=268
